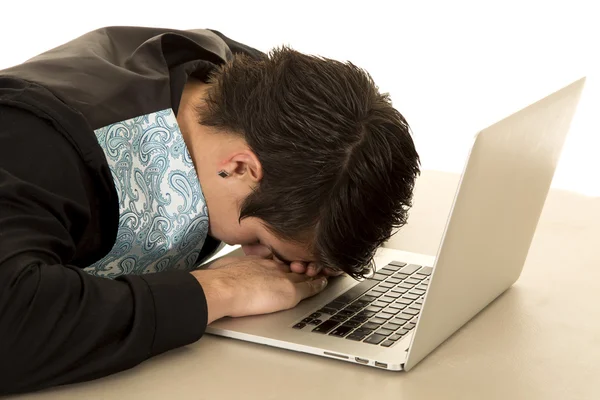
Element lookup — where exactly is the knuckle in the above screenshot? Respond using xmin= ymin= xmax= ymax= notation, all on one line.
xmin=312 ymin=278 xmax=326 ymax=294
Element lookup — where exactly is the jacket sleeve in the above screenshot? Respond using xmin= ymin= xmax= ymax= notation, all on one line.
xmin=0 ymin=106 xmax=208 ymax=395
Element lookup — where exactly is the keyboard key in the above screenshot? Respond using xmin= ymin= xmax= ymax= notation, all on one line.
xmin=395 ymin=313 xmax=413 ymax=321
xmin=386 ymin=277 xmax=402 ymax=284
xmin=310 ymin=313 xmax=321 ymax=319
xmin=302 ymin=317 xmax=313 ymax=323
xmin=384 ymin=291 xmax=401 ymax=299
xmin=364 ymin=334 xmax=387 ymax=345
xmin=318 ymin=307 xmax=337 ymax=315
xmin=416 ymin=299 xmax=424 ymax=305
xmin=293 ymin=322 xmax=306 ymax=329
xmin=413 ymin=273 xmax=428 ymax=280
xmin=329 ymin=314 xmax=347 ymax=322
xmin=336 ymin=279 xmax=379 ymax=304
xmin=345 ymin=320 xmax=361 ymax=328
xmin=376 ymin=268 xmax=395 ymax=276
xmin=309 ymin=319 xmax=322 ymax=325
xmin=330 ymin=325 xmax=355 ymax=337
xmin=366 ymin=290 xmax=382 ymax=298
xmin=379 ymin=282 xmax=394 ymax=289
xmin=326 ymin=301 xmax=345 ymax=310
xmin=381 ymin=340 xmax=395 ymax=347
xmin=409 ymin=303 xmax=422 ymax=310
xmin=399 ymin=283 xmax=415 ymax=289
xmin=391 ymin=288 xmax=408 ymax=294
xmin=397 ymin=328 xmax=409 ymax=335
xmin=378 ymin=296 xmax=394 ymax=304
xmin=351 ymin=301 xmax=370 ymax=310
xmin=419 ymin=266 xmax=433 ymax=275
xmin=388 ymin=261 xmax=407 ymax=268
xmin=388 ymin=303 xmax=406 ymax=310
xmin=357 ymin=310 xmax=377 ymax=318
xmin=362 ymin=322 xmax=382 ymax=330
xmin=349 ymin=316 xmax=368 ymax=324
xmin=405 ymin=278 xmax=421 ymax=285
xmin=346 ymin=331 xmax=368 ymax=341
xmin=359 ymin=295 xmax=378 ymax=303
xmin=349 ymin=313 xmax=369 ymax=324
xmin=375 ymin=312 xmax=394 ymax=320
xmin=371 ymin=273 xmax=388 ymax=281
xmin=312 ymin=319 xmax=340 ymax=333
xmin=354 ymin=326 xmax=375 ymax=334
xmin=370 ymin=317 xmax=388 ymax=325
xmin=403 ymin=308 xmax=419 ymax=315
xmin=389 ymin=334 xmax=403 ymax=341
xmin=416 ymin=284 xmax=428 ymax=290
xmin=375 ymin=328 xmax=395 ymax=336
xmin=344 ymin=304 xmax=362 ymax=312
xmin=404 ymin=293 xmax=420 ymax=300
xmin=405 ymin=322 xmax=416 ymax=330
xmin=399 ymin=264 xmax=421 ymax=275
xmin=383 ymin=322 xmax=402 ymax=331
xmin=382 ymin=307 xmax=400 ymax=315
xmin=336 ymin=310 xmax=354 ymax=318
xmin=394 ymin=272 xmax=409 ymax=279
xmin=410 ymin=289 xmax=426 ymax=295
xmin=365 ymin=305 xmax=383 ymax=313
xmin=372 ymin=301 xmax=389 ymax=308
xmin=396 ymin=298 xmax=413 ymax=305
xmin=372 ymin=287 xmax=388 ymax=294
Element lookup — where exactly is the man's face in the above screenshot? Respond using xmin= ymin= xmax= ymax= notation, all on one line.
xmin=214 ymin=215 xmax=315 ymax=265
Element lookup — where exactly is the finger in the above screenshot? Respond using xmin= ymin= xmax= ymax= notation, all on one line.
xmin=295 ymin=277 xmax=328 ymax=301
xmin=286 ymin=271 xmax=313 ymax=283
xmin=276 ymin=263 xmax=291 ymax=273
xmin=305 ymin=262 xmax=323 ymax=277
xmin=241 ymin=243 xmax=272 ymax=259
xmin=290 ymin=261 xmax=307 ymax=274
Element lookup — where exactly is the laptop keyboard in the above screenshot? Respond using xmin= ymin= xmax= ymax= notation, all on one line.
xmin=293 ymin=261 xmax=432 ymax=347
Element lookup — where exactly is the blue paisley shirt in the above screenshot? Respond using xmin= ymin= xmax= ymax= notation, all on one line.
xmin=85 ymin=109 xmax=210 ymax=278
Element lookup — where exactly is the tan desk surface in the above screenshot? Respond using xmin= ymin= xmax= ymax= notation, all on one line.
xmin=11 ymin=171 xmax=600 ymax=400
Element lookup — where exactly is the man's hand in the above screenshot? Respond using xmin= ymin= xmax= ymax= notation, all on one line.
xmin=191 ymin=256 xmax=328 ymax=324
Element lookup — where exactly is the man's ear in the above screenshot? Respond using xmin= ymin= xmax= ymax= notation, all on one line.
xmin=220 ymin=149 xmax=263 ymax=184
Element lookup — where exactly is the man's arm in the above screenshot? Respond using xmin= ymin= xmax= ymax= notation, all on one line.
xmin=0 ymin=106 xmax=208 ymax=394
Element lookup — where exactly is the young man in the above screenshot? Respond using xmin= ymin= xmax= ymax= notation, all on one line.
xmin=0 ymin=27 xmax=420 ymax=394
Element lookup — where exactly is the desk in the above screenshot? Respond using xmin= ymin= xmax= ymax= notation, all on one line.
xmin=11 ymin=170 xmax=600 ymax=400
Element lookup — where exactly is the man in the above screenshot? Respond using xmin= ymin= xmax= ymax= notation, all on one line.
xmin=0 ymin=26 xmax=420 ymax=394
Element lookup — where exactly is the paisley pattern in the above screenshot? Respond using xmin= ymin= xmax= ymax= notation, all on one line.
xmin=85 ymin=109 xmax=209 ymax=278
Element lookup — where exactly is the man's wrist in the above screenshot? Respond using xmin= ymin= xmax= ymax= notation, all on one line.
xmin=190 ymin=269 xmax=233 ymax=324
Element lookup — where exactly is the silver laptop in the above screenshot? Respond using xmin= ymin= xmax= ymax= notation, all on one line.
xmin=206 ymin=78 xmax=585 ymax=371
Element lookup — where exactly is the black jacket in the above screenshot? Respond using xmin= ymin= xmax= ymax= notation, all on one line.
xmin=0 ymin=26 xmax=263 ymax=394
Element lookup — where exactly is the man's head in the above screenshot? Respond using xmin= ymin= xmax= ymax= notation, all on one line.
xmin=185 ymin=47 xmax=420 ymax=279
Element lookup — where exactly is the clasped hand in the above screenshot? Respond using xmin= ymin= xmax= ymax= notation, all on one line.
xmin=191 ymin=249 xmax=342 ymax=324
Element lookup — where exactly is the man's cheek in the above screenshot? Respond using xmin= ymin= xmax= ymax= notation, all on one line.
xmin=241 ymin=243 xmax=272 ymax=258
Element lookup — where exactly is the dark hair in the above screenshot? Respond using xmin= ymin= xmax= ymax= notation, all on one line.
xmin=198 ymin=47 xmax=420 ymax=279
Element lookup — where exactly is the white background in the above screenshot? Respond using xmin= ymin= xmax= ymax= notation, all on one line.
xmin=1 ymin=0 xmax=598 ymax=195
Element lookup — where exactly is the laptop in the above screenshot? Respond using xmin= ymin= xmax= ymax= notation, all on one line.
xmin=206 ymin=77 xmax=586 ymax=371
